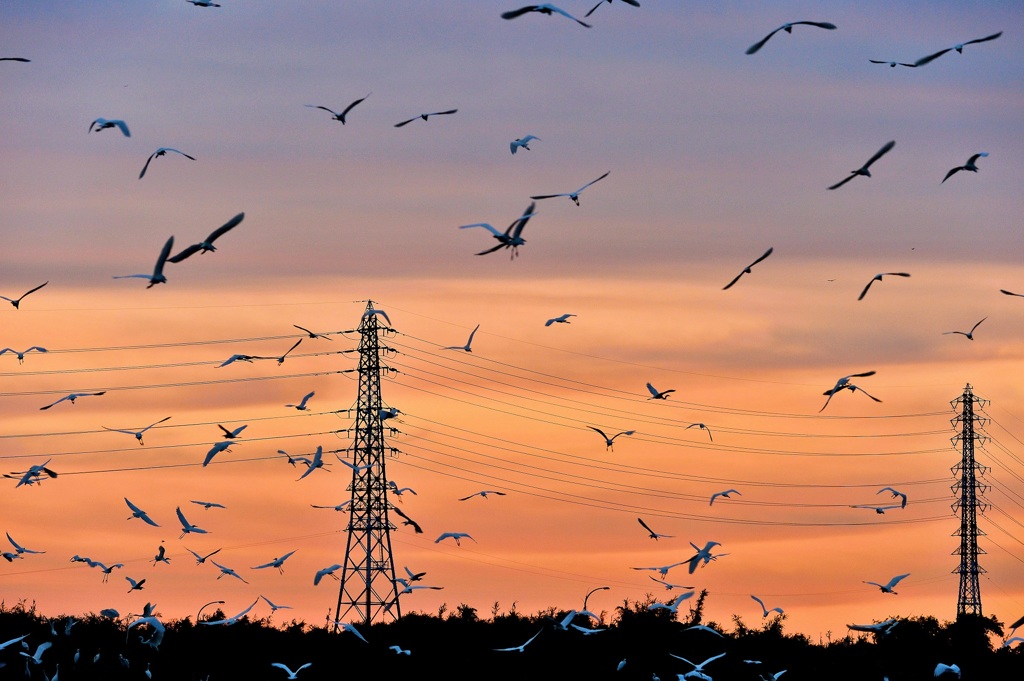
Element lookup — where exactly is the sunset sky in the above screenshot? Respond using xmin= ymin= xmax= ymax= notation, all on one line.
xmin=2 ymin=1 xmax=1023 ymax=638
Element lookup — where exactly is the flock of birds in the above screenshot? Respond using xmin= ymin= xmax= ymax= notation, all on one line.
xmin=1 ymin=2 xmax=1019 ymax=679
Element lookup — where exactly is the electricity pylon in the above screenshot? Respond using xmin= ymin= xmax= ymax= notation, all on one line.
xmin=950 ymin=383 xmax=989 ymax=617
xmin=334 ymin=301 xmax=401 ymax=626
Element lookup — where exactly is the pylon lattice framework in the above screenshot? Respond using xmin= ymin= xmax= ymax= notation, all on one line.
xmin=334 ymin=301 xmax=401 ymax=626
xmin=949 ymin=383 xmax=989 ymax=617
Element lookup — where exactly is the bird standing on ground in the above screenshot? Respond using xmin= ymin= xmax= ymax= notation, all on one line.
xmin=167 ymin=213 xmax=244 ymax=263
xmin=828 ymin=141 xmax=895 ymax=190
xmin=944 ymin=317 xmax=986 ymax=340
xmin=1 ymin=281 xmax=47 ymax=309
xmin=723 ymin=247 xmax=773 ymax=289
xmin=858 ymin=272 xmax=910 ymax=300
xmin=139 ymin=148 xmax=195 ymax=179
xmin=531 ymin=171 xmax=609 ymax=205
xmin=444 ymin=324 xmax=480 ymax=352
xmin=394 ymin=109 xmax=458 ymax=127
xmin=305 ymin=93 xmax=370 ymax=124
xmin=913 ymin=31 xmax=1002 ymax=66
xmin=864 ymin=573 xmax=910 ymax=594
xmin=89 ymin=118 xmax=130 ymax=136
xmin=588 ymin=426 xmax=635 ymax=451
xmin=510 ymin=135 xmax=540 ymax=154
xmin=745 ymin=21 xmax=837 ymax=54
xmin=942 ymin=153 xmax=989 ymax=183
xmin=113 ymin=236 xmax=174 ymax=288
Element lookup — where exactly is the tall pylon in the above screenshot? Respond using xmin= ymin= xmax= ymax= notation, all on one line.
xmin=334 ymin=301 xmax=401 ymax=626
xmin=949 ymin=383 xmax=989 ymax=617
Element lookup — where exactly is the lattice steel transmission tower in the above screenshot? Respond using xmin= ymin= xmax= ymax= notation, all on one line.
xmin=333 ymin=301 xmax=401 ymax=626
xmin=949 ymin=383 xmax=989 ymax=617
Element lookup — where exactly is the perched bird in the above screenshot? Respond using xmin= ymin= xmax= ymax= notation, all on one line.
xmin=390 ymin=505 xmax=423 ymax=533
xmin=113 ymin=235 xmax=174 ymax=288
xmin=305 ymin=93 xmax=370 ymax=124
xmin=167 ymin=212 xmax=244 ymax=263
xmin=494 ymin=629 xmax=543 ymax=653
xmin=828 ymin=141 xmax=895 ymax=190
xmin=124 ymin=498 xmax=160 ymax=527
xmin=185 ymin=547 xmax=221 ymax=564
xmin=501 ymin=5 xmax=592 ymax=28
xmin=646 ymin=382 xmax=675 ymax=400
xmin=820 ymin=371 xmax=880 ymax=412
xmin=251 ymin=550 xmax=297 ymax=574
xmin=394 ymin=109 xmax=458 ymax=127
xmin=878 ymin=487 xmax=908 ymax=508
xmin=6 ymin=532 xmax=44 ymax=555
xmin=435 ymin=532 xmax=476 ymax=546
xmin=942 ymin=153 xmax=989 ymax=183
xmin=545 ymin=313 xmax=575 ymax=326
xmin=709 ymin=489 xmax=740 ymax=505
xmin=751 ymin=594 xmax=784 ymax=617
xmin=313 ymin=564 xmax=342 ymax=585
xmin=1 ymin=281 xmax=47 ymax=309
xmin=461 ymin=202 xmax=536 ymax=258
xmin=746 ymin=21 xmax=837 ymax=54
xmin=914 ymin=31 xmax=1002 ymax=66
xmin=944 ymin=317 xmax=987 ymax=341
xmin=125 ymin=576 xmax=146 ymax=593
xmin=444 ymin=324 xmax=480 ymax=352
xmin=933 ymin=663 xmax=961 ymax=678
xmin=858 ymin=272 xmax=910 ymax=300
xmin=723 ymin=247 xmax=773 ymax=289
xmin=175 ymin=507 xmax=207 ymax=538
xmin=588 ymin=426 xmax=635 ymax=451
xmin=864 ymin=573 xmax=910 ymax=594
xmin=271 ymin=662 xmax=312 ymax=679
xmin=0 ymin=346 xmax=47 ymax=363
xmin=39 ymin=391 xmax=106 ymax=410
xmin=211 ymin=559 xmax=249 ymax=583
xmin=869 ymin=59 xmax=916 ymax=67
xmin=686 ymin=423 xmax=713 ymax=442
xmin=203 ymin=440 xmax=234 ymax=467
xmin=531 ymin=171 xmax=609 ymax=205
xmin=459 ymin=490 xmax=507 ymax=501
xmin=104 ymin=416 xmax=171 ymax=446
xmin=286 ymin=391 xmax=316 ymax=410
xmin=294 ymin=324 xmax=332 ymax=341
xmin=585 ymin=0 xmax=640 ymax=19
xmin=637 ymin=517 xmax=674 ymax=540
xmin=89 ymin=118 xmax=130 ymax=136
xmin=510 ymin=135 xmax=540 ymax=154
xmin=138 ymin=148 xmax=195 ymax=179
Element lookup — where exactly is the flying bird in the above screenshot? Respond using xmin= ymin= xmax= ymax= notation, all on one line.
xmin=5 ymin=459 xmax=58 ymax=487
xmin=390 ymin=505 xmax=423 ymax=533
xmin=864 ymin=573 xmax=910 ymax=594
xmin=858 ymin=272 xmax=910 ymax=300
xmin=869 ymin=59 xmax=916 ymax=67
xmin=294 ymin=324 xmax=332 ymax=341
xmin=630 ymin=560 xmax=688 ymax=578
xmin=686 ymin=540 xmax=722 ymax=574
xmin=167 ymin=212 xmax=244 ymax=263
xmin=151 ymin=544 xmax=170 ymax=565
xmin=217 ymin=353 xmax=260 ymax=368
xmin=260 ymin=595 xmax=293 ymax=613
xmin=751 ymin=594 xmax=784 ymax=617
xmin=827 ymin=140 xmax=895 ymax=190
xmin=175 ymin=507 xmax=207 ymax=538
xmin=545 ymin=313 xmax=575 ymax=326
xmin=649 ymin=576 xmax=694 ymax=591
xmin=6 ymin=532 xmax=44 ymax=555
xmin=211 ymin=559 xmax=249 ymax=583
xmin=648 ymin=591 xmax=695 ymax=614
xmin=820 ymin=371 xmax=880 ymax=412
xmin=269 ymin=338 xmax=302 ymax=365
xmin=745 ymin=21 xmax=837 ymax=55
xmin=531 ymin=171 xmax=609 ymax=205
xmin=113 ymin=235 xmax=174 ymax=288
xmin=501 ymin=5 xmax=591 ymax=28
xmin=125 ymin=576 xmax=146 ymax=593
xmin=943 ymin=317 xmax=986 ymax=340
xmin=0 ymin=57 xmax=31 ymax=62
xmin=493 ymin=629 xmax=543 ymax=653
xmin=394 ymin=109 xmax=458 ymax=127
xmin=709 ymin=489 xmax=740 ymax=505
xmin=878 ymin=487 xmax=908 ymax=508
xmin=933 ymin=663 xmax=962 ymax=678
xmin=39 ymin=391 xmax=106 ymax=410
xmin=851 ymin=503 xmax=903 ymax=514
xmin=201 ymin=599 xmax=260 ymax=626
xmin=286 ymin=391 xmax=315 ymax=410
xmin=637 ymin=517 xmax=674 ymax=540
xmin=444 ymin=324 xmax=480 ymax=352
xmin=138 ymin=148 xmax=195 ymax=179
xmin=588 ymin=426 xmax=635 ymax=451
xmin=203 ymin=440 xmax=234 ymax=467
xmin=942 ymin=152 xmax=989 ymax=183
xmin=185 ymin=547 xmax=221 ymax=565
xmin=271 ymin=662 xmax=313 ymax=680
xmin=217 ymin=424 xmax=247 ymax=439
xmin=847 ymin=619 xmax=898 ymax=635
xmin=686 ymin=423 xmax=713 ymax=441
xmin=913 ymin=31 xmax=1002 ymax=67
xmin=362 ymin=307 xmax=392 ymax=326
xmin=313 ymin=564 xmax=342 ymax=585
xmin=435 ymin=532 xmax=476 ymax=546
xmin=103 ymin=416 xmax=171 ymax=445
xmin=251 ymin=550 xmax=297 ymax=574
xmin=124 ymin=498 xmax=160 ymax=527
xmin=1000 ymin=289 xmax=1024 ymax=298
xmin=460 ymin=202 xmax=536 ymax=258
xmin=510 ymin=135 xmax=540 ymax=154
xmin=669 ymin=652 xmax=727 ymax=679
xmin=458 ymin=490 xmax=506 ymax=501
xmin=89 ymin=118 xmax=130 ymax=136
xmin=585 ymin=0 xmax=640 ymax=19
xmin=305 ymin=93 xmax=370 ymax=124
xmin=186 ymin=0 xmax=222 ymax=6
xmin=1 ymin=281 xmax=47 ymax=309
xmin=296 ymin=446 xmax=328 ymax=481
xmin=0 ymin=346 xmax=48 ymax=363
xmin=646 ymin=382 xmax=675 ymax=400
xmin=722 ymin=247 xmax=773 ymax=289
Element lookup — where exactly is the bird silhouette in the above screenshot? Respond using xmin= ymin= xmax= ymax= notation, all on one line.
xmin=942 ymin=153 xmax=989 ymax=183
xmin=723 ymin=247 xmax=773 ymax=289
xmin=709 ymin=489 xmax=740 ymax=505
xmin=286 ymin=391 xmax=315 ymax=410
xmin=89 ymin=118 xmax=130 ymax=136
xmin=585 ymin=0 xmax=640 ymax=19
xmin=545 ymin=313 xmax=575 ymax=326
xmin=175 ymin=507 xmax=207 ymax=538
xmin=501 ymin=5 xmax=591 ymax=28
xmin=820 ymin=371 xmax=880 ymax=412
xmin=305 ymin=93 xmax=370 ymax=124
xmin=139 ymin=147 xmax=195 ymax=179
xmin=0 ymin=346 xmax=48 ymax=363
xmin=124 ymin=498 xmax=160 ymax=527
xmin=103 ymin=416 xmax=171 ymax=445
xmin=913 ymin=31 xmax=1002 ymax=66
xmin=588 ymin=426 xmax=635 ymax=451
xmin=394 ymin=109 xmax=458 ymax=127
xmin=1 ymin=281 xmax=47 ymax=309
xmin=637 ymin=517 xmax=673 ymax=540
xmin=746 ymin=21 xmax=836 ymax=54
xmin=531 ymin=171 xmax=609 ymax=205
xmin=113 ymin=235 xmax=174 ymax=288
xmin=864 ymin=573 xmax=910 ymax=593
xmin=646 ymin=382 xmax=675 ymax=400
xmin=444 ymin=324 xmax=480 ymax=352
xmin=858 ymin=272 xmax=910 ymax=300
xmin=167 ymin=213 xmax=244 ymax=263
xmin=510 ymin=135 xmax=540 ymax=154
xmin=39 ymin=392 xmax=106 ymax=410
xmin=435 ymin=532 xmax=476 ymax=546
xmin=461 ymin=202 xmax=536 ymax=258
xmin=828 ymin=141 xmax=895 ymax=190
xmin=944 ymin=317 xmax=987 ymax=340
xmin=751 ymin=594 xmax=784 ymax=617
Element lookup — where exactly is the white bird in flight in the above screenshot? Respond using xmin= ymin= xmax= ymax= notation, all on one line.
xmin=820 ymin=371 xmax=880 ymax=412
xmin=630 ymin=560 xmax=688 ymax=578
xmin=458 ymin=490 xmax=506 ymax=501
xmin=858 ymin=272 xmax=910 ymax=301
xmin=186 ymin=0 xmax=222 ymax=7
xmin=745 ymin=21 xmax=837 ymax=55
xmin=751 ymin=594 xmax=784 ymax=617
xmin=669 ymin=651 xmax=727 ymax=680
xmin=39 ymin=391 xmax=106 ymax=411
xmin=531 ymin=171 xmax=609 ymax=205
xmin=306 ymin=93 xmax=370 ymax=124
xmin=313 ymin=564 xmax=342 ymax=585
xmin=864 ymin=573 xmax=910 ymax=594
xmin=103 ymin=416 xmax=171 ymax=445
xmin=175 ymin=507 xmax=207 ymax=538
xmin=942 ymin=153 xmax=988 ymax=183
xmin=687 ymin=423 xmax=713 ymax=442
xmin=251 ymin=550 xmax=297 ymax=574
xmin=286 ymin=391 xmax=316 ymax=410
xmin=869 ymin=59 xmax=916 ymax=68
xmin=394 ymin=109 xmax=458 ymax=127
xmin=296 ymin=446 xmax=327 ymax=481
xmin=1 ymin=281 xmax=47 ymax=309
xmin=648 ymin=590 xmax=694 ymax=614
xmin=139 ymin=148 xmax=195 ymax=179
xmin=0 ymin=346 xmax=47 ymax=363
xmin=585 ymin=0 xmax=640 ymax=19
xmin=913 ymin=31 xmax=1002 ymax=67
xmin=167 ymin=212 xmax=244 ymax=263
xmin=588 ymin=426 xmax=635 ymax=451
xmin=271 ymin=662 xmax=313 ymax=679
xmin=493 ymin=629 xmax=543 ymax=653
xmin=201 ymin=599 xmax=259 ymax=626
xmin=6 ymin=532 xmax=44 ymax=556
xmin=637 ymin=517 xmax=674 ymax=540
xmin=211 ymin=559 xmax=249 ymax=583
xmin=435 ymin=532 xmax=476 ymax=546
xmin=877 ymin=487 xmax=908 ymax=508
xmin=722 ymin=247 xmax=773 ymax=290
xmin=460 ymin=202 xmax=536 ymax=258
xmin=646 ymin=382 xmax=675 ymax=400
xmin=501 ymin=5 xmax=592 ymax=28
xmin=686 ymin=540 xmax=722 ymax=574
xmin=827 ymin=141 xmax=895 ymax=190
xmin=362 ymin=307 xmax=392 ymax=326
xmin=185 ymin=546 xmax=221 ymax=565
xmin=933 ymin=662 xmax=961 ymax=678
xmin=89 ymin=118 xmax=130 ymax=136
xmin=709 ymin=489 xmax=740 ymax=505
xmin=850 ymin=503 xmax=903 ymax=514
xmin=545 ymin=313 xmax=575 ymax=326
xmin=649 ymin=575 xmax=694 ymax=591
xmin=113 ymin=235 xmax=174 ymax=288
xmin=125 ymin=576 xmax=146 ymax=593
xmin=444 ymin=324 xmax=480 ymax=352
xmin=510 ymin=135 xmax=540 ymax=154
xmin=260 ymin=595 xmax=293 ymax=613
xmin=203 ymin=440 xmax=234 ymax=467
xmin=124 ymin=498 xmax=160 ymax=527
xmin=217 ymin=424 xmax=247 ymax=439
xmin=943 ymin=317 xmax=986 ymax=341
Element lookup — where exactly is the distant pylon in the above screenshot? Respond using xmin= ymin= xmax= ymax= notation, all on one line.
xmin=334 ymin=301 xmax=401 ymax=626
xmin=949 ymin=383 xmax=989 ymax=617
